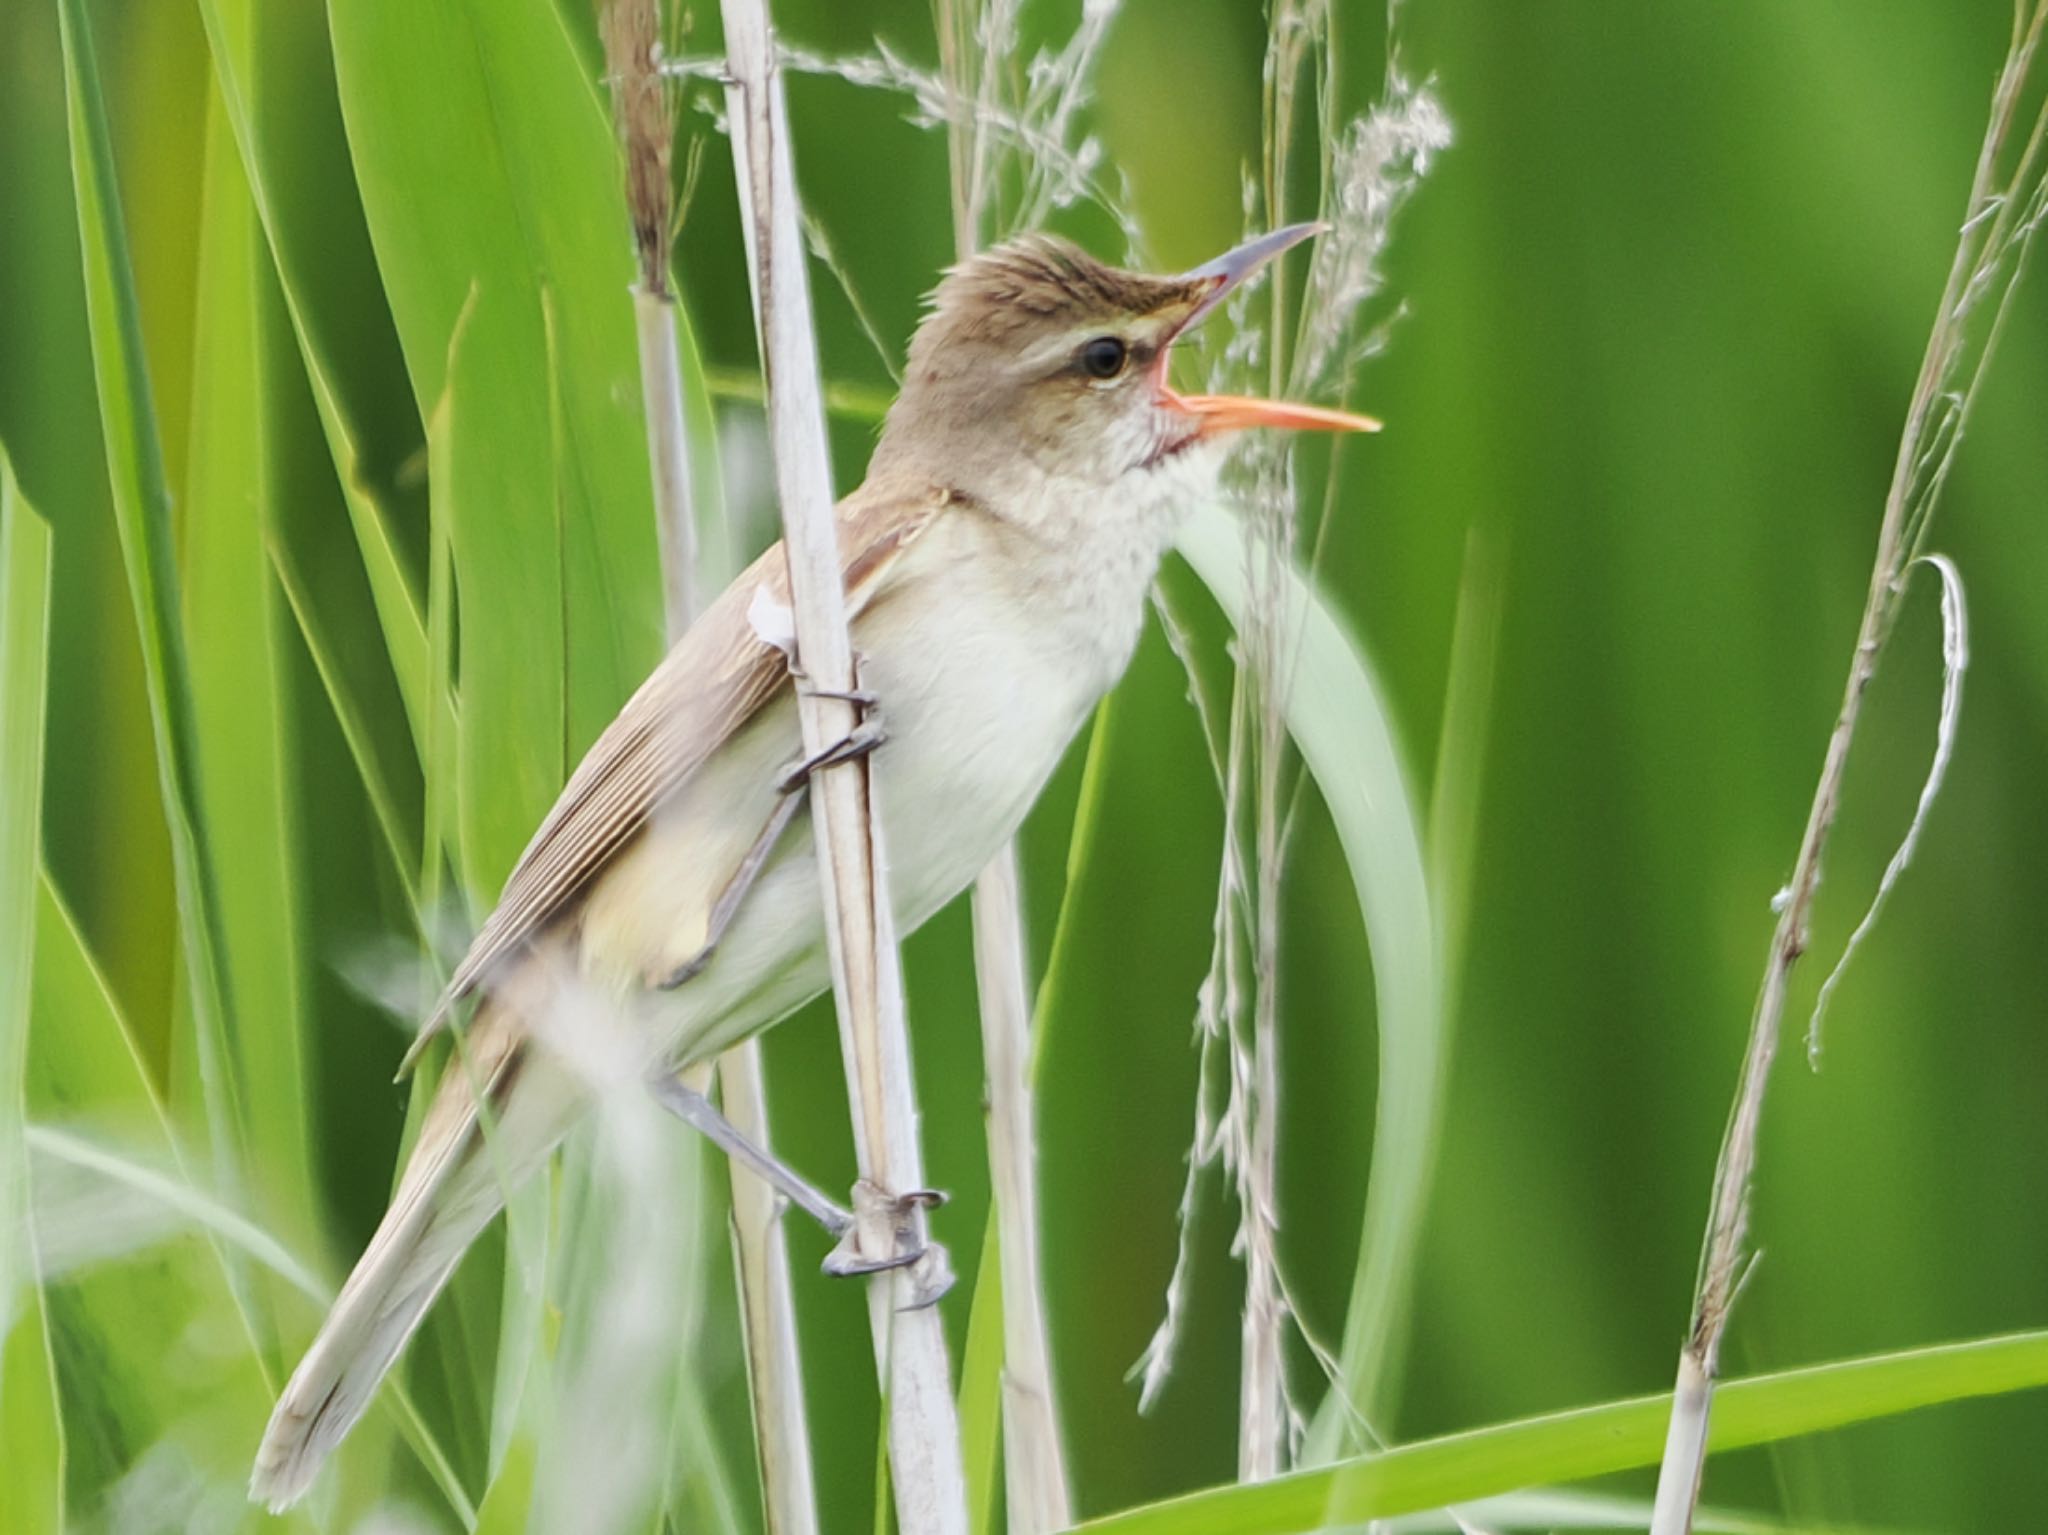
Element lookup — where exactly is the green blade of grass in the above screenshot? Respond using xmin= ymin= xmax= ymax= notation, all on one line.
xmin=24 ymin=1126 xmax=323 ymax=1306
xmin=1068 ymin=1328 xmax=2048 ymax=1535
xmin=423 ymin=388 xmax=459 ymax=912
xmin=1028 ymin=694 xmax=1123 ymax=1082
xmin=0 ymin=449 xmax=65 ymax=1535
xmin=958 ymin=1206 xmax=1006 ymax=1535
xmin=268 ymin=542 xmax=427 ymax=904
xmin=192 ymin=0 xmax=446 ymax=1009
xmin=435 ymin=284 xmax=568 ymax=893
xmin=56 ymin=0 xmax=262 ymax=1333
xmin=1176 ymin=501 xmax=1442 ymax=1438
xmin=1425 ymin=529 xmax=1506 ymax=1024
xmin=183 ymin=80 xmax=317 ymax=1239
xmin=473 ymin=1430 xmax=539 ymax=1534
xmin=27 ymin=869 xmax=467 ymax=1524
xmin=194 ymin=0 xmax=438 ymax=752
xmin=23 ymin=872 xmax=309 ymax=1521
xmin=325 ymin=0 xmax=672 ymax=796
xmin=1376 ymin=1488 xmax=1926 ymax=1534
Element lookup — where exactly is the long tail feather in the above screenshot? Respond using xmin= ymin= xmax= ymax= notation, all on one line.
xmin=249 ymin=1003 xmax=577 ymax=1511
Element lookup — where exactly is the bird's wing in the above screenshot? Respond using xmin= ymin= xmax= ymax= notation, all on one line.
xmin=399 ymin=476 xmax=952 ymax=1074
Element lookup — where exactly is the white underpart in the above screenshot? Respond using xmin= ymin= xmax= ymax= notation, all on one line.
xmin=591 ymin=431 xmax=1230 ymax=1073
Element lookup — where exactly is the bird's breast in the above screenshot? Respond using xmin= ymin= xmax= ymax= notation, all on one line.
xmin=585 ymin=494 xmax=1170 ymax=1066
xmin=856 ymin=522 xmax=1113 ymax=917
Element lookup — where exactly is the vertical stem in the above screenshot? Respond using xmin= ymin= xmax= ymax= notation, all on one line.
xmin=605 ymin=4 xmax=819 ymax=1529
xmin=1236 ymin=0 xmax=1316 ymax=1481
xmin=632 ymin=287 xmax=700 ymax=634
xmin=1647 ymin=11 xmax=2047 ymax=1531
xmin=934 ymin=0 xmax=972 ymax=246
xmin=721 ymin=7 xmax=968 ymax=1533
xmin=971 ymin=846 xmax=1072 ymax=1532
xmin=722 ymin=1044 xmax=822 ymax=1535
xmin=937 ymin=5 xmax=1073 ymax=1521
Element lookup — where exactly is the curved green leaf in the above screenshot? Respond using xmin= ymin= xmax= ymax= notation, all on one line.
xmin=57 ymin=0 xmax=256 ymax=1290
xmin=184 ymin=83 xmax=317 ymax=1225
xmin=195 ymin=0 xmax=436 ymax=755
xmin=1176 ymin=500 xmax=1442 ymax=1441
xmin=327 ymin=0 xmax=671 ymax=850
xmin=1068 ymin=1329 xmax=2048 ymax=1535
xmin=0 ymin=450 xmax=64 ymax=1535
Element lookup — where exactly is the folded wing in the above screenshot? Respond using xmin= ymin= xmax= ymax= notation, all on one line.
xmin=400 ymin=476 xmax=950 ymax=1073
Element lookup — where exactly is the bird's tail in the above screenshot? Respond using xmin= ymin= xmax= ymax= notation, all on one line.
xmin=249 ymin=1002 xmax=580 ymax=1511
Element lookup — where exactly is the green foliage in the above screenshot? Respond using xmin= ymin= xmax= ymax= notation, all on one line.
xmin=1075 ymin=1330 xmax=2048 ymax=1535
xmin=1 ymin=452 xmax=65 ymax=1535
xmin=1178 ymin=501 xmax=1441 ymax=1447
xmin=2 ymin=0 xmax=2045 ymax=1532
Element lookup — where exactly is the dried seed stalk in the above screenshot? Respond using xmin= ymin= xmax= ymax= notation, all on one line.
xmin=1649 ymin=9 xmax=2047 ymax=1531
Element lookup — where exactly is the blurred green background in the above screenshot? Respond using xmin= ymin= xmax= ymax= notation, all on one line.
xmin=3 ymin=1 xmax=2045 ymax=1531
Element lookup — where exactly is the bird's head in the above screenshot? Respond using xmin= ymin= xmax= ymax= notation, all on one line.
xmin=874 ymin=224 xmax=1379 ymax=504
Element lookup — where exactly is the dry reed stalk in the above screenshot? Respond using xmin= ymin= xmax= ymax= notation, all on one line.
xmin=720 ymin=5 xmax=969 ymax=1532
xmin=970 ymin=845 xmax=1071 ymax=1533
xmin=1232 ymin=0 xmax=1318 ymax=1479
xmin=719 ymin=1043 xmax=822 ymax=1535
xmin=1648 ymin=7 xmax=2048 ymax=1531
xmin=1131 ymin=8 xmax=1448 ymax=1475
xmin=935 ymin=3 xmax=1075 ymax=1526
xmin=605 ymin=6 xmax=820 ymax=1531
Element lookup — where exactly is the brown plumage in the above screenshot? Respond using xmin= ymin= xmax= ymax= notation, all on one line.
xmin=399 ymin=476 xmax=948 ymax=1073
xmin=919 ymin=235 xmax=1203 ymax=344
xmin=250 ymin=224 xmax=1372 ymax=1510
xmin=255 ymin=472 xmax=948 ymax=1510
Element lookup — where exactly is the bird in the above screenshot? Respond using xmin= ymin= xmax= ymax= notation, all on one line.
xmin=248 ymin=222 xmax=1378 ymax=1509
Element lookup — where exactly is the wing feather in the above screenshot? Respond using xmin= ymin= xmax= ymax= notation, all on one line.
xmin=400 ymin=478 xmax=949 ymax=1073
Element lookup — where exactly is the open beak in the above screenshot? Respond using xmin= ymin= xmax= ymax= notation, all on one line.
xmin=1161 ymin=222 xmax=1384 ymax=438
xmin=1162 ymin=393 xmax=1382 ymax=435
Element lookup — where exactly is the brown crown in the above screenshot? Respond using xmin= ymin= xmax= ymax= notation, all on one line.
xmin=918 ymin=236 xmax=1203 ymax=351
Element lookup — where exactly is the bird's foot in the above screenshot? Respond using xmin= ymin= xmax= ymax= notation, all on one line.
xmin=774 ymin=715 xmax=886 ymax=793
xmin=796 ymin=680 xmax=878 ymax=709
xmin=780 ymin=648 xmax=882 ymax=790
xmin=822 ymin=1179 xmax=954 ymax=1309
xmin=786 ymin=644 xmax=875 ymax=705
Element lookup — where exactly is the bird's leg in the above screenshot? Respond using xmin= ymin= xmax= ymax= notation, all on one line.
xmin=769 ymin=652 xmax=953 ymax=1307
xmin=657 ymin=789 xmax=807 ymax=990
xmin=658 ymin=650 xmax=885 ymax=988
xmin=776 ymin=652 xmax=884 ymax=792
xmin=647 ymin=1073 xmax=855 ymax=1238
xmin=646 ymin=1075 xmax=954 ymax=1305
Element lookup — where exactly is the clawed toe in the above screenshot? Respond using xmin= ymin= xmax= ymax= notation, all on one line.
xmin=774 ymin=717 xmax=887 ymax=793
xmin=821 ymin=1179 xmax=954 ymax=1308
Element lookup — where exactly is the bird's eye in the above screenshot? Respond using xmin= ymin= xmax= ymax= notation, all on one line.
xmin=1079 ymin=335 xmax=1129 ymax=380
